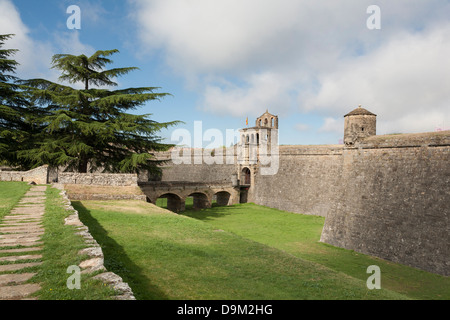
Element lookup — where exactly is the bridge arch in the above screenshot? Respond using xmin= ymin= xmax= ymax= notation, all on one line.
xmin=214 ymin=191 xmax=232 ymax=206
xmin=187 ymin=192 xmax=211 ymax=210
xmin=139 ymin=182 xmax=239 ymax=212
xmin=157 ymin=193 xmax=184 ymax=213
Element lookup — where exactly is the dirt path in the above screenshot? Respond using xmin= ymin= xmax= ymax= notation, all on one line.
xmin=0 ymin=185 xmax=46 ymax=300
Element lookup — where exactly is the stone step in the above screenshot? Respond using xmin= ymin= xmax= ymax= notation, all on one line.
xmin=0 ymin=255 xmax=42 ymax=263
xmin=0 ymin=262 xmax=42 ymax=272
xmin=1 ymin=219 xmax=42 ymax=227
xmin=0 ymin=241 xmax=44 ymax=248
xmin=0 ymin=222 xmax=43 ymax=228
xmin=4 ymin=214 xmax=44 ymax=218
xmin=0 ymin=222 xmax=43 ymax=227
xmin=2 ymin=214 xmax=43 ymax=219
xmin=0 ymin=185 xmax=47 ymax=300
xmin=0 ymin=227 xmax=44 ymax=234
xmin=0 ymin=273 xmax=36 ymax=286
xmin=0 ymin=232 xmax=44 ymax=239
xmin=1 ymin=218 xmax=43 ymax=223
xmin=0 ymin=237 xmax=42 ymax=244
xmin=10 ymin=209 xmax=45 ymax=214
xmin=3 ymin=209 xmax=43 ymax=214
xmin=0 ymin=247 xmax=43 ymax=254
xmin=29 ymin=186 xmax=47 ymax=192
xmin=0 ymin=283 xmax=41 ymax=300
xmin=12 ymin=205 xmax=45 ymax=209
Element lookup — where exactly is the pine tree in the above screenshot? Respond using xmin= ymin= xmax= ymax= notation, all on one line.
xmin=21 ymin=49 xmax=179 ymax=175
xmin=0 ymin=34 xmax=41 ymax=169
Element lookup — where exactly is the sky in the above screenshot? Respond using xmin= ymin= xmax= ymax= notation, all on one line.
xmin=1 ymin=0 xmax=450 ymax=147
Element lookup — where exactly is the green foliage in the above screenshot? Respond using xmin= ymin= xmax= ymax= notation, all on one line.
xmin=19 ymin=49 xmax=180 ymax=173
xmin=0 ymin=34 xmax=42 ymax=169
xmin=0 ymin=35 xmax=180 ymax=173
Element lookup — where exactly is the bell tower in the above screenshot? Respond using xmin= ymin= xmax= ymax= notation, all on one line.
xmin=237 ymin=110 xmax=279 ymax=203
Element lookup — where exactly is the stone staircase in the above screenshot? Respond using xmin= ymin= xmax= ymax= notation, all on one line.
xmin=0 ymin=185 xmax=46 ymax=300
xmin=0 ymin=184 xmax=135 ymax=300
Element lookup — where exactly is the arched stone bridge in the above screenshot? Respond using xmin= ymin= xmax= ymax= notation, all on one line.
xmin=138 ymin=181 xmax=240 ymax=213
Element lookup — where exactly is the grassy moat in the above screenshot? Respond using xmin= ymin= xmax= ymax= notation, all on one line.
xmin=74 ymin=198 xmax=448 ymax=300
xmin=1 ymin=182 xmax=448 ymax=300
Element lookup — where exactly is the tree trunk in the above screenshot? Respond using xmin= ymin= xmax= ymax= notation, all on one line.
xmin=78 ymin=157 xmax=88 ymax=173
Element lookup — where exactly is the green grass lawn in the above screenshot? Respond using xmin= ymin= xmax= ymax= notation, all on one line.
xmin=0 ymin=181 xmax=30 ymax=220
xmin=2 ymin=182 xmax=446 ymax=300
xmin=0 ymin=182 xmax=116 ymax=300
xmin=30 ymin=186 xmax=116 ymax=300
xmin=182 ymin=203 xmax=449 ymax=300
xmin=74 ymin=199 xmax=410 ymax=300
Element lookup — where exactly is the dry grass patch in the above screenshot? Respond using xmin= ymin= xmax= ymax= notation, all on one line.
xmin=63 ymin=184 xmax=144 ymax=196
xmin=80 ymin=200 xmax=172 ymax=215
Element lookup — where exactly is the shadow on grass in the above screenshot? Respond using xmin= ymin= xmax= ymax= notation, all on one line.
xmin=72 ymin=201 xmax=169 ymax=300
xmin=181 ymin=203 xmax=252 ymax=222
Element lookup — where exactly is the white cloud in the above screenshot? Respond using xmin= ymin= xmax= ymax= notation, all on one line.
xmin=0 ymin=0 xmax=55 ymax=79
xmin=53 ymin=31 xmax=95 ymax=57
xmin=302 ymin=24 xmax=450 ymax=134
xmin=318 ymin=118 xmax=344 ymax=134
xmin=0 ymin=0 xmax=95 ymax=84
xmin=130 ymin=0 xmax=450 ymax=135
xmin=201 ymin=72 xmax=293 ymax=117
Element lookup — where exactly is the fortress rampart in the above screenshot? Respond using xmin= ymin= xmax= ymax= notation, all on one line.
xmin=153 ymin=110 xmax=449 ymax=275
xmin=321 ymin=131 xmax=450 ymax=276
xmin=253 ymin=145 xmax=343 ymax=217
xmin=1 ymin=107 xmax=448 ymax=276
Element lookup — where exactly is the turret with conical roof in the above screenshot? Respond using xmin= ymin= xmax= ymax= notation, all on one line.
xmin=344 ymin=105 xmax=377 ymax=146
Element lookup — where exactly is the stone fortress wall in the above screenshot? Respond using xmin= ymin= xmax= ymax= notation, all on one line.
xmin=1 ymin=107 xmax=448 ymax=276
xmin=246 ymin=109 xmax=449 ymax=276
xmin=253 ymin=145 xmax=344 ymax=217
xmin=158 ymin=107 xmax=449 ymax=276
xmin=320 ymin=131 xmax=450 ymax=276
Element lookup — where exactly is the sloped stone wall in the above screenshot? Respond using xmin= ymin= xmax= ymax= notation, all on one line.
xmin=0 ymin=165 xmax=49 ymax=184
xmin=321 ymin=131 xmax=450 ymax=276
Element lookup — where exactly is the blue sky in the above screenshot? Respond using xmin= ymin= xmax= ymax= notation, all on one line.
xmin=1 ymin=0 xmax=450 ymax=147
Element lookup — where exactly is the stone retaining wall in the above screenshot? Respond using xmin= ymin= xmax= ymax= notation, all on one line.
xmin=55 ymin=184 xmax=136 ymax=300
xmin=67 ymin=193 xmax=147 ymax=201
xmin=58 ymin=173 xmax=138 ymax=186
xmin=0 ymin=165 xmax=49 ymax=184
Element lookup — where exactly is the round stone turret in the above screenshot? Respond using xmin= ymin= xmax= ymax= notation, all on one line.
xmin=344 ymin=106 xmax=377 ymax=146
